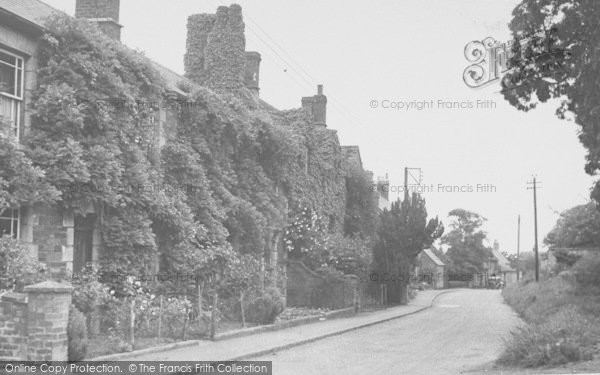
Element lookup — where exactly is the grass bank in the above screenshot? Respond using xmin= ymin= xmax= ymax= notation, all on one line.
xmin=499 ymin=270 xmax=600 ymax=368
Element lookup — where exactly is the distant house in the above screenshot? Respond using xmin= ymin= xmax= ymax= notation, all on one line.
xmin=489 ymin=241 xmax=518 ymax=285
xmin=417 ymin=247 xmax=446 ymax=289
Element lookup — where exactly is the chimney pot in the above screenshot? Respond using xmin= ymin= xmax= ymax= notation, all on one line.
xmin=244 ymin=51 xmax=261 ymax=97
xmin=301 ymin=84 xmax=327 ymax=127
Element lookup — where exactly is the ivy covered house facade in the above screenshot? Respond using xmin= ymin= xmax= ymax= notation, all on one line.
xmin=0 ymin=0 xmax=376 ymax=305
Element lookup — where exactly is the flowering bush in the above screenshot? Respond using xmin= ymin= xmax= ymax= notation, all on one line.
xmin=284 ymin=206 xmax=328 ymax=264
xmin=0 ymin=236 xmax=46 ymax=292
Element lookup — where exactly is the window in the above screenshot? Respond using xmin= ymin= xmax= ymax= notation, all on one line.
xmin=0 ymin=49 xmax=23 ymax=140
xmin=0 ymin=208 xmax=20 ymax=239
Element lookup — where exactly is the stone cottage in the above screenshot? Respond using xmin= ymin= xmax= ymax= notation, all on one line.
xmin=0 ymin=0 xmax=369 ymax=291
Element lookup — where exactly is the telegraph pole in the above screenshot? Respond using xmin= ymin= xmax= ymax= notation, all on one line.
xmin=404 ymin=167 xmax=409 ymax=201
xmin=527 ymin=177 xmax=541 ymax=282
xmin=517 ymin=215 xmax=521 ymax=282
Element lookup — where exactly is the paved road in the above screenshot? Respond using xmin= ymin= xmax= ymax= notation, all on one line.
xmin=255 ymin=289 xmax=521 ymax=375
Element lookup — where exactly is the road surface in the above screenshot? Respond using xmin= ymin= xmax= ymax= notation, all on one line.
xmin=255 ymin=289 xmax=521 ymax=375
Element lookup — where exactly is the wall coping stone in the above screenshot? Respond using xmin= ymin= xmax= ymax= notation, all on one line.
xmin=23 ymin=281 xmax=73 ymax=293
xmin=0 ymin=292 xmax=28 ymax=304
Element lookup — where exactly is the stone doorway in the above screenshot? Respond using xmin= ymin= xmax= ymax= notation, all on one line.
xmin=73 ymin=214 xmax=96 ymax=274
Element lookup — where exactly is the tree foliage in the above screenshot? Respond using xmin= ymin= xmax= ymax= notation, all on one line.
xmin=372 ymin=193 xmax=443 ymax=304
xmin=503 ymin=0 xmax=600 ymax=201
xmin=545 ymin=202 xmax=600 ymax=249
xmin=442 ymin=209 xmax=492 ymax=274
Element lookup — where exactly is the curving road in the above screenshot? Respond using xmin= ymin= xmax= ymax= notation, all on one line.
xmin=255 ymin=289 xmax=521 ymax=375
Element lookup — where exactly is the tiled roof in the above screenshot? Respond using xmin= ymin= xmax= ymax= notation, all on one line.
xmin=0 ymin=0 xmax=60 ymax=28
xmin=423 ymin=248 xmax=445 ymax=267
xmin=491 ymin=247 xmax=515 ymax=272
xmin=0 ymin=0 xmax=190 ymax=95
xmin=149 ymin=61 xmax=195 ymax=96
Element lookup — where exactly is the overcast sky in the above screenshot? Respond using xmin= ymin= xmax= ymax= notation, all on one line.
xmin=44 ymin=0 xmax=596 ymax=254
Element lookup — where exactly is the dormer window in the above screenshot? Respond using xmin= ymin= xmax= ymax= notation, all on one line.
xmin=0 ymin=49 xmax=23 ymax=140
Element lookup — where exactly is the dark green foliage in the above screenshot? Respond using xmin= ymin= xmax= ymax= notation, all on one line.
xmin=372 ymin=193 xmax=443 ymax=304
xmin=344 ymin=165 xmax=378 ymax=239
xmin=545 ymin=203 xmax=600 ymax=249
xmin=553 ymin=248 xmax=582 ymax=271
xmin=0 ymin=236 xmax=46 ymax=292
xmin=28 ymin=15 xmax=173 ymax=279
xmin=572 ymin=252 xmax=600 ymax=292
xmin=442 ymin=209 xmax=492 ymax=274
xmin=245 ymin=287 xmax=285 ymax=324
xmin=68 ymin=305 xmax=89 ymax=361
xmin=0 ymin=133 xmax=60 ymax=210
xmin=19 ymin=14 xmax=380 ymax=344
xmin=503 ymin=0 xmax=600 ymax=203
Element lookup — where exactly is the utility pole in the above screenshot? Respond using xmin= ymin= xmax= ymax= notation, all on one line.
xmin=404 ymin=167 xmax=409 ymax=201
xmin=517 ymin=214 xmax=521 ymax=282
xmin=527 ymin=177 xmax=541 ymax=282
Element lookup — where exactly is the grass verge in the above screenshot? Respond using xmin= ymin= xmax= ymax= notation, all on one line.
xmin=499 ymin=273 xmax=600 ymax=368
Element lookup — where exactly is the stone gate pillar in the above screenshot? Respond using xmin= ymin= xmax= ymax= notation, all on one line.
xmin=24 ymin=281 xmax=72 ymax=361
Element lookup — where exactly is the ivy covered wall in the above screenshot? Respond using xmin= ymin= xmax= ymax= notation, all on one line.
xmin=0 ymin=4 xmax=377 ymax=303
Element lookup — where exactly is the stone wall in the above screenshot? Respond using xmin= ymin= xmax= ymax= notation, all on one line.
xmin=0 ymin=293 xmax=27 ymax=360
xmin=286 ymin=260 xmax=358 ymax=310
xmin=0 ymin=282 xmax=72 ymax=361
xmin=22 ymin=204 xmax=73 ymax=275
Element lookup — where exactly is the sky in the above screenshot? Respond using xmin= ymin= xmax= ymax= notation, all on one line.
xmin=43 ymin=0 xmax=596 ymax=255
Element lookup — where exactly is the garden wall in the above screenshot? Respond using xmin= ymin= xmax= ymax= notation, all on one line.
xmin=0 ymin=282 xmax=72 ymax=360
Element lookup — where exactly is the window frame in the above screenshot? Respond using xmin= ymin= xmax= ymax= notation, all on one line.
xmin=0 ymin=48 xmax=24 ymax=140
xmin=0 ymin=48 xmax=24 ymax=100
xmin=0 ymin=208 xmax=20 ymax=239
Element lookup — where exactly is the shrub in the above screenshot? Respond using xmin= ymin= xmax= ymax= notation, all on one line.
xmin=0 ymin=236 xmax=46 ymax=292
xmin=135 ymin=295 xmax=192 ymax=339
xmin=68 ymin=305 xmax=88 ymax=361
xmin=572 ymin=252 xmax=600 ymax=293
xmin=245 ymin=288 xmax=285 ymax=324
xmin=72 ymin=266 xmax=114 ymax=315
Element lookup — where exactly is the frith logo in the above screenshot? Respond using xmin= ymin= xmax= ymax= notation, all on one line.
xmin=463 ymin=28 xmax=569 ymax=89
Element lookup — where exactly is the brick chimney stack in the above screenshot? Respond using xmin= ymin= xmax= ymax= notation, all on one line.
xmin=184 ymin=5 xmax=246 ymax=94
xmin=244 ymin=51 xmax=261 ymax=97
xmin=302 ymin=84 xmax=327 ymax=127
xmin=75 ymin=0 xmax=122 ymax=41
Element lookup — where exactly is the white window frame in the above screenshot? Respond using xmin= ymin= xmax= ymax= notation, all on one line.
xmin=0 ymin=208 xmax=20 ymax=239
xmin=0 ymin=48 xmax=24 ymax=140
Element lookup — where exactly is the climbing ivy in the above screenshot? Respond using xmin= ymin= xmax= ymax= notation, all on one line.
xmin=19 ymin=13 xmax=373 ymax=298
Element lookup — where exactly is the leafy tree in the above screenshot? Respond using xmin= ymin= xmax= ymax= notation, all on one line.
xmin=372 ymin=193 xmax=443 ymax=305
xmin=503 ymin=0 xmax=600 ymax=202
xmin=442 ymin=209 xmax=492 ymax=275
xmin=545 ymin=202 xmax=600 ymax=249
xmin=519 ymin=251 xmax=537 ymax=278
xmin=344 ymin=165 xmax=378 ymax=239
